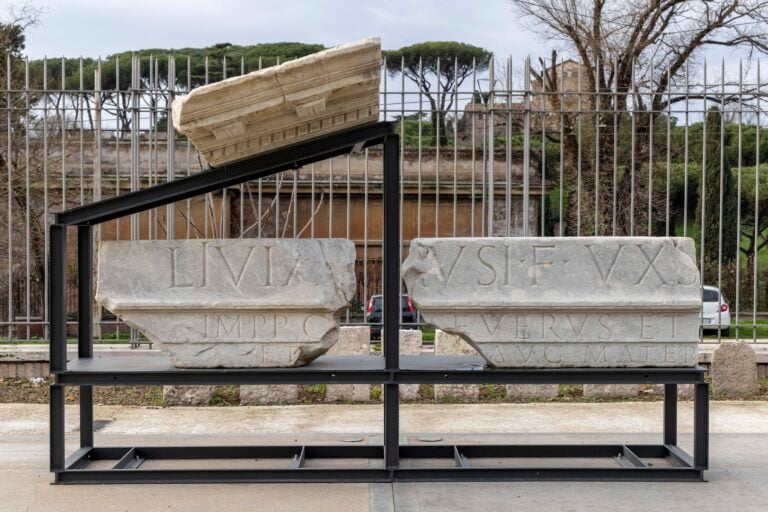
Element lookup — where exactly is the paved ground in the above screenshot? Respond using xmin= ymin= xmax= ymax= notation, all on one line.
xmin=1 ymin=402 xmax=767 ymax=511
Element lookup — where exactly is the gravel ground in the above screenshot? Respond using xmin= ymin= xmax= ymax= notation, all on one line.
xmin=2 ymin=378 xmax=767 ymax=406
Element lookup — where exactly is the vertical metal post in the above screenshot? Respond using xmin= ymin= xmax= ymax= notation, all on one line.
xmin=50 ymin=225 xmax=67 ymax=373
xmin=663 ymin=384 xmax=677 ymax=446
xmin=50 ymin=384 xmax=65 ymax=474
xmin=77 ymin=225 xmax=93 ymax=448
xmin=382 ymin=133 xmax=400 ymax=470
xmin=49 ymin=224 xmax=67 ymax=474
xmin=694 ymin=381 xmax=709 ymax=469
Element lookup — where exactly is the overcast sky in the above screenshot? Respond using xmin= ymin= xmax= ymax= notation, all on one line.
xmin=21 ymin=0 xmax=569 ymax=59
xmin=17 ymin=0 xmax=753 ymax=82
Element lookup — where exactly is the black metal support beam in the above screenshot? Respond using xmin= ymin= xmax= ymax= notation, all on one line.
xmin=664 ymin=384 xmax=677 ymax=446
xmin=618 ymin=446 xmax=648 ymax=468
xmin=382 ymin=133 xmax=401 ymax=471
xmin=113 ymin=448 xmax=145 ymax=470
xmin=50 ymin=384 xmax=65 ymax=472
xmin=77 ymin=225 xmax=94 ymax=448
xmin=49 ymin=225 xmax=67 ymax=373
xmin=694 ymin=382 xmax=709 ymax=470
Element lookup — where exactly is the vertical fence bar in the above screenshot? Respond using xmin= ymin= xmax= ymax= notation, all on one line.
xmin=486 ymin=56 xmax=494 ymax=236
xmin=735 ymin=61 xmax=743 ymax=338
xmin=166 ymin=55 xmax=176 ymax=240
xmin=647 ymin=62 xmax=654 ymax=237
xmin=6 ymin=54 xmax=12 ymax=338
xmin=435 ymin=56 xmax=441 ymax=237
xmin=505 ymin=56 xmax=512 ymax=237
xmin=523 ymin=56 xmax=531 ymax=236
xmin=594 ymin=58 xmax=600 ymax=236
xmin=683 ymin=62 xmax=690 ymax=237
xmin=612 ymin=59 xmax=618 ymax=236
xmin=576 ymin=63 xmax=582 ymax=235
xmin=630 ymin=60 xmax=636 ymax=236
xmin=700 ymin=62 xmax=708 ymax=344
xmin=753 ymin=61 xmax=762 ymax=342
xmin=43 ymin=57 xmax=50 ymax=341
xmin=24 ymin=58 xmax=30 ymax=340
xmin=716 ymin=60 xmax=725 ymax=339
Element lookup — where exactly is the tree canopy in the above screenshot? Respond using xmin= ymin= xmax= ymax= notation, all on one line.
xmin=26 ymin=42 xmax=326 ymax=90
xmin=383 ymin=41 xmax=492 ymax=146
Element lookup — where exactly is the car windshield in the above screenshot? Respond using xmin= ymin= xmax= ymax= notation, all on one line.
xmin=370 ymin=296 xmax=411 ymax=312
xmin=702 ymin=289 xmax=719 ymax=302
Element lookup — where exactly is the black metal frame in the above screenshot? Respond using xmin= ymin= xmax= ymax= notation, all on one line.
xmin=49 ymin=121 xmax=709 ymax=483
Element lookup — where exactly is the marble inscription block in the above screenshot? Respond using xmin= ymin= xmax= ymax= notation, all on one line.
xmin=96 ymin=239 xmax=356 ymax=368
xmin=403 ymin=237 xmax=701 ymax=368
xmin=172 ymin=38 xmax=381 ymax=166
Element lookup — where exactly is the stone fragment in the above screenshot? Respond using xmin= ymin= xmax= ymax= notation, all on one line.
xmin=399 ymin=329 xmax=423 ymax=400
xmin=506 ymin=384 xmax=559 ymax=400
xmin=648 ymin=384 xmax=694 ymax=398
xmin=711 ymin=342 xmax=758 ymax=397
xmin=163 ymin=385 xmax=214 ymax=406
xmin=583 ymin=384 xmax=641 ymax=398
xmin=325 ymin=326 xmax=371 ymax=402
xmin=240 ymin=385 xmax=299 ymax=405
xmin=403 ymin=237 xmax=701 ymax=368
xmin=96 ymin=239 xmax=356 ymax=368
xmin=434 ymin=329 xmax=479 ymax=402
xmin=172 ymin=38 xmax=381 ymax=167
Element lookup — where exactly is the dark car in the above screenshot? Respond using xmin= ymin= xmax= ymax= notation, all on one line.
xmin=366 ymin=294 xmax=418 ymax=339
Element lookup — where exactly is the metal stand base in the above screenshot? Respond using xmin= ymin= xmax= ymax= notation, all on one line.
xmin=54 ymin=442 xmax=704 ymax=484
xmin=48 ymin=122 xmax=709 ymax=484
xmin=50 ymin=357 xmax=709 ymax=484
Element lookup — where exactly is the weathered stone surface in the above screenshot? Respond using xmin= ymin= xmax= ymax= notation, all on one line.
xmin=506 ymin=384 xmax=559 ymax=400
xmin=583 ymin=384 xmax=641 ymax=398
xmin=403 ymin=237 xmax=700 ymax=368
xmin=240 ymin=385 xmax=299 ymax=405
xmin=96 ymin=239 xmax=356 ymax=368
xmin=163 ymin=385 xmax=214 ymax=406
xmin=172 ymin=38 xmax=380 ymax=167
xmin=400 ymin=329 xmax=423 ymax=400
xmin=434 ymin=330 xmax=479 ymax=402
xmin=325 ymin=326 xmax=371 ymax=402
xmin=711 ymin=342 xmax=758 ymax=397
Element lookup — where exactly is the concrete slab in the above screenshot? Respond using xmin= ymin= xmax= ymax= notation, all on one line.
xmin=2 ymin=403 xmax=768 ymax=511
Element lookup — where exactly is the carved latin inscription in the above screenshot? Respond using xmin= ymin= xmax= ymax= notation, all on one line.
xmin=96 ymin=239 xmax=356 ymax=368
xmin=402 ymin=237 xmax=701 ymax=368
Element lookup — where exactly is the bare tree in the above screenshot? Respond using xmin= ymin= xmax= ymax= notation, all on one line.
xmin=512 ymin=0 xmax=768 ymax=235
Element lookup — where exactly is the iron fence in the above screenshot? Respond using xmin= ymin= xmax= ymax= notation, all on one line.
xmin=0 ymin=53 xmax=765 ymax=344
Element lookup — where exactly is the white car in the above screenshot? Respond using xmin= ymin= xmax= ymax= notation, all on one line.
xmin=701 ymin=285 xmax=731 ymax=336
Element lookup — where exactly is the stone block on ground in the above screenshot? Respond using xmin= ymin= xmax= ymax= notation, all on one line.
xmin=325 ymin=384 xmax=371 ymax=402
xmin=711 ymin=342 xmax=758 ymax=398
xmin=506 ymin=384 xmax=559 ymax=400
xmin=583 ymin=384 xmax=641 ymax=398
xmin=240 ymin=385 xmax=299 ymax=405
xmin=434 ymin=329 xmax=479 ymax=402
xmin=163 ymin=385 xmax=215 ymax=406
xmin=399 ymin=329 xmax=423 ymax=400
xmin=325 ymin=326 xmax=371 ymax=402
xmin=648 ymin=384 xmax=694 ymax=398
